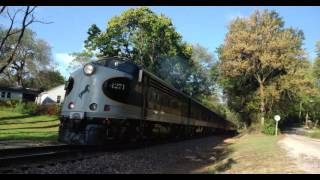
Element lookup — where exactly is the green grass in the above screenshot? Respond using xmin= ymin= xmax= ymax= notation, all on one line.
xmin=0 ymin=110 xmax=59 ymax=141
xmin=207 ymin=134 xmax=303 ymax=174
xmin=306 ymin=129 xmax=320 ymax=139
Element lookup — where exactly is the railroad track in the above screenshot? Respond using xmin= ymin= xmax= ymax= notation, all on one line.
xmin=0 ymin=145 xmax=88 ymax=168
xmin=0 ymin=139 xmax=162 ymax=173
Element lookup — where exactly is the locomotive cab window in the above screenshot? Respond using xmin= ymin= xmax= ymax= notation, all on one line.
xmin=65 ymin=77 xmax=74 ymax=96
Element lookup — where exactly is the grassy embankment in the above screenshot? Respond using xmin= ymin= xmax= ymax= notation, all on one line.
xmin=207 ymin=133 xmax=303 ymax=174
xmin=306 ymin=129 xmax=320 ymax=139
xmin=0 ymin=110 xmax=59 ymax=141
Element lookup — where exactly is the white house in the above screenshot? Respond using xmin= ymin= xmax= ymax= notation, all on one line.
xmin=35 ymin=84 xmax=66 ymax=105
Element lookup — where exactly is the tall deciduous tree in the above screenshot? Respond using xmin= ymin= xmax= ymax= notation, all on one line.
xmin=218 ymin=10 xmax=306 ymax=126
xmin=1 ymin=29 xmax=53 ymax=87
xmin=0 ymin=6 xmax=42 ymax=74
xmin=73 ymin=7 xmax=191 ymax=68
xmin=72 ymin=7 xmax=214 ymax=98
xmin=313 ymin=41 xmax=320 ymax=84
xmin=189 ymin=44 xmax=217 ymax=99
xmin=25 ymin=70 xmax=65 ymax=91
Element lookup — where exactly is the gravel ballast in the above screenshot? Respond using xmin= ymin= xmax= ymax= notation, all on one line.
xmin=9 ymin=136 xmax=229 ymax=174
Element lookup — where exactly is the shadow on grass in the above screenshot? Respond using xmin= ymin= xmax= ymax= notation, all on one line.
xmin=0 ymin=133 xmax=58 ymax=141
xmin=209 ymin=157 xmax=236 ymax=174
xmin=0 ymin=130 xmax=58 ymax=135
xmin=163 ymin=134 xmax=237 ymax=174
xmin=0 ymin=124 xmax=59 ymax=131
xmin=205 ymin=140 xmax=236 ymax=174
xmin=0 ymin=119 xmax=58 ymax=125
xmin=0 ymin=115 xmax=35 ymax=121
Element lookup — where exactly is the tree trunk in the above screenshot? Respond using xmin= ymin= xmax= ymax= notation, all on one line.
xmin=299 ymin=101 xmax=302 ymax=120
xmin=305 ymin=112 xmax=309 ymax=128
xmin=0 ymin=7 xmax=30 ymax=74
xmin=259 ymin=82 xmax=265 ymax=126
xmin=314 ymin=120 xmax=318 ymax=129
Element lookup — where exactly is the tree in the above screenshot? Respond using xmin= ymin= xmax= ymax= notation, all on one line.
xmin=263 ymin=59 xmax=318 ymax=125
xmin=72 ymin=7 xmax=214 ymax=98
xmin=25 ymin=70 xmax=65 ymax=91
xmin=218 ymin=10 xmax=306 ymax=126
xmin=1 ymin=29 xmax=52 ymax=87
xmin=308 ymin=41 xmax=320 ymax=127
xmin=0 ymin=6 xmax=44 ymax=74
xmin=189 ymin=44 xmax=217 ymax=99
xmin=73 ymin=7 xmax=191 ymax=68
xmin=313 ymin=41 xmax=320 ymax=85
xmin=0 ymin=6 xmax=6 ymax=14
xmin=68 ymin=24 xmax=101 ymax=70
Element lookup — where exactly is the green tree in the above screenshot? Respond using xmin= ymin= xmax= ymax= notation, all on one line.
xmin=73 ymin=7 xmax=191 ymax=68
xmin=68 ymin=24 xmax=101 ymax=70
xmin=218 ymin=10 xmax=306 ymax=126
xmin=309 ymin=41 xmax=320 ymax=127
xmin=1 ymin=29 xmax=52 ymax=87
xmin=0 ymin=6 xmax=48 ymax=74
xmin=25 ymin=70 xmax=65 ymax=91
xmin=264 ymin=60 xmax=318 ymax=124
xmin=72 ymin=7 xmax=214 ymax=98
xmin=314 ymin=41 xmax=320 ymax=85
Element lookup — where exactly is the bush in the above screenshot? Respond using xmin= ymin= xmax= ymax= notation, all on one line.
xmin=0 ymin=99 xmax=20 ymax=108
xmin=36 ymin=104 xmax=60 ymax=116
xmin=262 ymin=120 xmax=279 ymax=135
xmin=13 ymin=102 xmax=38 ymax=115
xmin=1 ymin=100 xmax=61 ymax=116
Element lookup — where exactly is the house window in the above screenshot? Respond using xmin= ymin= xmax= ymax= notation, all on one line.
xmin=1 ymin=92 xmax=5 ymax=98
xmin=57 ymin=95 xmax=61 ymax=103
xmin=7 ymin=92 xmax=11 ymax=98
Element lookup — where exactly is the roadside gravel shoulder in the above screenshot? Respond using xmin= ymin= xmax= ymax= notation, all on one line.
xmin=279 ymin=134 xmax=320 ymax=174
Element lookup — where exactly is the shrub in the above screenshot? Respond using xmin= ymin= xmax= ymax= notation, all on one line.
xmin=36 ymin=104 xmax=61 ymax=116
xmin=13 ymin=102 xmax=38 ymax=115
xmin=7 ymin=100 xmax=20 ymax=107
xmin=0 ymin=99 xmax=20 ymax=108
xmin=262 ymin=120 xmax=279 ymax=135
xmin=0 ymin=99 xmax=61 ymax=116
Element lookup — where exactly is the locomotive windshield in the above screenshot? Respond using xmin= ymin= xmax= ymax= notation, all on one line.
xmin=93 ymin=58 xmax=139 ymax=75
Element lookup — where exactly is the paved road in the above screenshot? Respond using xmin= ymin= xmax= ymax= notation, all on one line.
xmin=279 ymin=131 xmax=320 ymax=174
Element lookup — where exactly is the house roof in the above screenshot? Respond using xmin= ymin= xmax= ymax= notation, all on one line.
xmin=0 ymin=86 xmax=41 ymax=95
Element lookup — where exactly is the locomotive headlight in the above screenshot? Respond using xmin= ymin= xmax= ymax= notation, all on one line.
xmin=68 ymin=102 xmax=75 ymax=109
xmin=89 ymin=103 xmax=97 ymax=111
xmin=83 ymin=64 xmax=95 ymax=75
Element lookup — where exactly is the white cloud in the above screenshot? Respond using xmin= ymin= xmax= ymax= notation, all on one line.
xmin=54 ymin=53 xmax=75 ymax=78
xmin=55 ymin=53 xmax=75 ymax=66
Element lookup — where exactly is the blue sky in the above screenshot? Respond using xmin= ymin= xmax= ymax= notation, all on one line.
xmin=11 ymin=6 xmax=320 ymax=77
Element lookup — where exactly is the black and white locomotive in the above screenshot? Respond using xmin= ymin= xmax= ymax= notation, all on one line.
xmin=58 ymin=57 xmax=236 ymax=145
